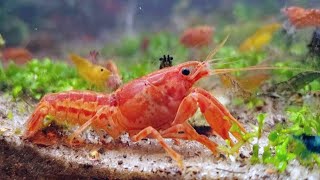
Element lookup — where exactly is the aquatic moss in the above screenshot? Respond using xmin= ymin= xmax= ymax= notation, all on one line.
xmin=261 ymin=107 xmax=320 ymax=172
xmin=1 ymin=31 xmax=320 ymax=100
xmin=244 ymin=109 xmax=320 ymax=172
xmin=0 ymin=59 xmax=88 ymax=100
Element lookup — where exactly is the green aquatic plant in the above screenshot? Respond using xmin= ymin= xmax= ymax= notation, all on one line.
xmin=229 ymin=108 xmax=320 ymax=172
xmin=102 ymin=32 xmax=189 ymax=62
xmin=114 ymin=36 xmax=141 ymax=57
xmin=224 ymin=108 xmax=319 ymax=172
xmin=120 ymin=60 xmax=154 ymax=83
xmin=266 ymin=71 xmax=320 ymax=97
xmin=260 ymin=107 xmax=320 ymax=172
xmin=218 ymin=113 xmax=266 ymax=157
xmin=0 ymin=59 xmax=88 ymax=100
xmin=101 ymin=36 xmax=140 ymax=58
xmin=248 ymin=113 xmax=267 ymax=164
xmin=214 ymin=45 xmax=267 ymax=71
xmin=146 ymin=32 xmax=188 ymax=62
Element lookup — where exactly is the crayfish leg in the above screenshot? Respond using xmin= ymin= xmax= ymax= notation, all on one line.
xmin=161 ymin=123 xmax=218 ymax=155
xmin=172 ymin=88 xmax=246 ymax=147
xmin=192 ymin=88 xmax=245 ymax=141
xmin=68 ymin=116 xmax=94 ymax=145
xmin=68 ymin=106 xmax=123 ymax=146
xmin=194 ymin=88 xmax=246 ymax=134
xmin=131 ymin=126 xmax=183 ymax=168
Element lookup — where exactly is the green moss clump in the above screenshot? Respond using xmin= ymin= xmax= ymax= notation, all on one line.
xmin=0 ymin=59 xmax=88 ymax=100
xmin=261 ymin=107 xmax=320 ymax=172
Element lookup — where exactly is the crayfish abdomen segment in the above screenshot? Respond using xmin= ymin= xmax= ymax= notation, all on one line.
xmin=24 ymin=90 xmax=111 ymax=139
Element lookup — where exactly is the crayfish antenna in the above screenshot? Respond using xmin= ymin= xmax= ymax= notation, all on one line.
xmin=205 ymin=34 xmax=230 ymax=61
xmin=211 ymin=66 xmax=320 ymax=75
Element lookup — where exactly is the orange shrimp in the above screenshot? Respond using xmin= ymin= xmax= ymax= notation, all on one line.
xmin=282 ymin=6 xmax=320 ymax=28
xmin=23 ymin=59 xmax=246 ymax=167
xmin=180 ymin=25 xmax=214 ymax=48
xmin=2 ymin=47 xmax=33 ymax=65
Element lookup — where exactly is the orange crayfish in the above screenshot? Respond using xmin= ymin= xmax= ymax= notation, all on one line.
xmin=24 ymin=49 xmax=246 ymax=167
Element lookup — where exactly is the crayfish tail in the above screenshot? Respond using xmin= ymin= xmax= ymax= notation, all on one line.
xmin=23 ymin=102 xmax=49 ymax=139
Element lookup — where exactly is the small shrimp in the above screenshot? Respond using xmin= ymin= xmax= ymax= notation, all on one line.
xmin=180 ymin=25 xmax=214 ymax=48
xmin=282 ymin=6 xmax=320 ymax=28
xmin=69 ymin=53 xmax=111 ymax=89
xmin=239 ymin=23 xmax=281 ymax=52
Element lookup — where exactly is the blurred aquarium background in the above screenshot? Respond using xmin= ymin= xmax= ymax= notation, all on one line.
xmin=0 ymin=0 xmax=319 ymax=57
xmin=2 ymin=0 xmax=320 ymax=99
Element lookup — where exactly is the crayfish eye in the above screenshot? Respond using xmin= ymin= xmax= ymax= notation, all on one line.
xmin=181 ymin=68 xmax=190 ymax=76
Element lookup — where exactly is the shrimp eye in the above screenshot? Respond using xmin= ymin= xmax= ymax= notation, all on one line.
xmin=101 ymin=69 xmax=103 ymax=71
xmin=181 ymin=68 xmax=190 ymax=76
